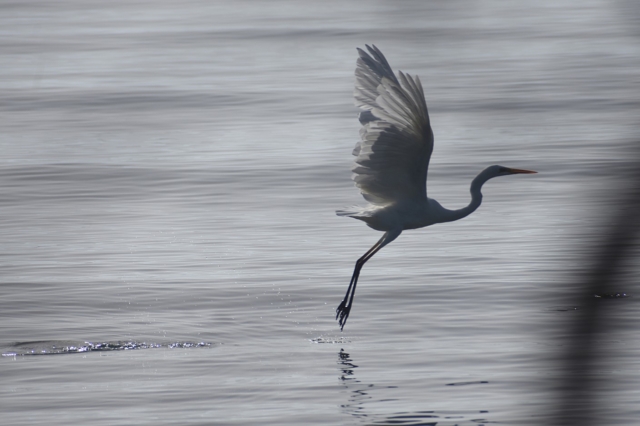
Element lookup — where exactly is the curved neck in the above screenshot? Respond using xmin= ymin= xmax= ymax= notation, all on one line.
xmin=441 ymin=170 xmax=491 ymax=222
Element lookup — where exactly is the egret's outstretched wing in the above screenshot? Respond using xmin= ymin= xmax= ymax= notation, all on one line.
xmin=351 ymin=45 xmax=433 ymax=205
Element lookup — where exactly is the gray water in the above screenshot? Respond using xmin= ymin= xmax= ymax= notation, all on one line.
xmin=2 ymin=1 xmax=640 ymax=424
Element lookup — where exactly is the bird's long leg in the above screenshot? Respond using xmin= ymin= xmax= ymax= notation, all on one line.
xmin=336 ymin=238 xmax=384 ymax=325
xmin=336 ymin=229 xmax=401 ymax=330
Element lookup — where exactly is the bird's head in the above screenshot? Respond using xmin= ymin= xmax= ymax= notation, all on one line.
xmin=472 ymin=165 xmax=537 ymax=190
xmin=490 ymin=165 xmax=537 ymax=177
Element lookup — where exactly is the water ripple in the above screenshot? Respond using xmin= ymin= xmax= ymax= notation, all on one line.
xmin=2 ymin=340 xmax=213 ymax=356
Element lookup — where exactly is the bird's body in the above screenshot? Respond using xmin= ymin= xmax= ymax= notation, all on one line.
xmin=336 ymin=45 xmax=536 ymax=330
xmin=338 ymin=197 xmax=454 ymax=231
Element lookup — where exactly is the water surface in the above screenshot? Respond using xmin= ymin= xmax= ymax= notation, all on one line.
xmin=2 ymin=1 xmax=639 ymax=424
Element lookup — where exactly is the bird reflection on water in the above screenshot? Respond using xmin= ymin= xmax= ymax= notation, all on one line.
xmin=337 ymin=349 xmax=492 ymax=426
xmin=338 ymin=349 xmax=370 ymax=420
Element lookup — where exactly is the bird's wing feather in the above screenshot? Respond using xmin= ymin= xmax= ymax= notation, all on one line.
xmin=351 ymin=45 xmax=433 ymax=205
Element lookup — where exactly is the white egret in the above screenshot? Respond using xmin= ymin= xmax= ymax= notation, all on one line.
xmin=336 ymin=45 xmax=536 ymax=330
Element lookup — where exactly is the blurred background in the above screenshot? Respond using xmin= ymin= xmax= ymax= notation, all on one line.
xmin=1 ymin=1 xmax=639 ymax=424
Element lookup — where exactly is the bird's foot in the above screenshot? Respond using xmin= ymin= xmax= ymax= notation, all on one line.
xmin=336 ymin=300 xmax=351 ymax=331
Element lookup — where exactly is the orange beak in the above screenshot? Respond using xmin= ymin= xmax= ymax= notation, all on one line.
xmin=507 ymin=168 xmax=537 ymax=174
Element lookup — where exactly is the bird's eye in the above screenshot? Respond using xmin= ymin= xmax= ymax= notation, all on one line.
xmin=499 ymin=167 xmax=507 ymax=173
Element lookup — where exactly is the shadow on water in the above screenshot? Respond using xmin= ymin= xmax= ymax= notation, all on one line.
xmin=337 ymin=349 xmax=494 ymax=426
xmin=550 ymin=4 xmax=640 ymax=424
xmin=2 ymin=340 xmax=212 ymax=357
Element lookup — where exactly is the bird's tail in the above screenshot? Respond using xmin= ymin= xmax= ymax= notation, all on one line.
xmin=335 ymin=207 xmax=362 ymax=217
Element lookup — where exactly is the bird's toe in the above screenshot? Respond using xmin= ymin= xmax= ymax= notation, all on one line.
xmin=336 ymin=300 xmax=346 ymax=319
xmin=336 ymin=304 xmax=351 ymax=330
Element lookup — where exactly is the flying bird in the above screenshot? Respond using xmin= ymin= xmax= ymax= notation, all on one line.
xmin=336 ymin=45 xmax=536 ymax=330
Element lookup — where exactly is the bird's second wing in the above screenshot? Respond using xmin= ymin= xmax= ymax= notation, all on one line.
xmin=352 ymin=45 xmax=433 ymax=205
